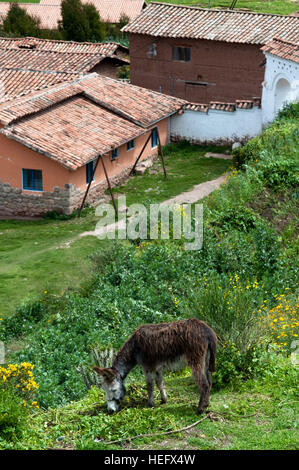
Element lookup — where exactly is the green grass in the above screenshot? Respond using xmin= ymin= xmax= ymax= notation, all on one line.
xmin=3 ymin=357 xmax=297 ymax=450
xmin=156 ymin=1 xmax=299 ymax=15
xmin=0 ymin=215 xmax=106 ymax=317
xmin=112 ymin=143 xmax=231 ymax=207
xmin=0 ymin=144 xmax=230 ymax=317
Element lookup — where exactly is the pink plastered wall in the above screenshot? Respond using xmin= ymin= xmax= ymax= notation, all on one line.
xmin=0 ymin=117 xmax=169 ymax=194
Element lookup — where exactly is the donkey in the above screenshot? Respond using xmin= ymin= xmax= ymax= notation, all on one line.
xmin=94 ymin=318 xmax=217 ymax=414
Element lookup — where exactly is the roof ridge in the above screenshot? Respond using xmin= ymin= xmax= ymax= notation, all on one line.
xmin=270 ymin=36 xmax=299 ymax=46
xmin=16 ymin=36 xmax=127 ymax=48
xmin=0 ymin=37 xmax=127 ymax=51
xmin=150 ymin=1 xmax=297 ymax=18
xmin=0 ymin=66 xmax=80 ymax=76
xmin=0 ymin=44 xmax=103 ymax=57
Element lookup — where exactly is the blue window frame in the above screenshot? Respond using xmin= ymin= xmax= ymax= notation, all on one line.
xmin=112 ymin=148 xmax=120 ymax=160
xmin=86 ymin=160 xmax=96 ymax=184
xmin=22 ymin=169 xmax=43 ymax=191
xmin=127 ymin=139 xmax=135 ymax=151
xmin=151 ymin=128 xmax=159 ymax=148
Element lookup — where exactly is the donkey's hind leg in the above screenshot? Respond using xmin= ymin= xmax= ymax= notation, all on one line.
xmin=144 ymin=370 xmax=155 ymax=407
xmin=189 ymin=356 xmax=211 ymax=415
xmin=155 ymin=368 xmax=167 ymax=404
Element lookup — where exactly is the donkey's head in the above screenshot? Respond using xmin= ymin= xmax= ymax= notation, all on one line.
xmin=93 ymin=366 xmax=126 ymax=412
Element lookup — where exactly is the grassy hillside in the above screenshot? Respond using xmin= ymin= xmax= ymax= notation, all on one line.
xmin=0 ymin=103 xmax=298 ymax=450
xmin=0 ymin=0 xmax=297 ymax=15
xmin=155 ymin=1 xmax=298 ymax=15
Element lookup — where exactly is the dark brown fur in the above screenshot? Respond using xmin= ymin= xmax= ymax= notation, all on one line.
xmin=94 ymin=318 xmax=217 ymax=414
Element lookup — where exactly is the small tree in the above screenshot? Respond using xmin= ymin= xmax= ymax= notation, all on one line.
xmin=84 ymin=2 xmax=106 ymax=42
xmin=119 ymin=13 xmax=130 ymax=30
xmin=59 ymin=0 xmax=105 ymax=42
xmin=3 ymin=3 xmax=41 ymax=37
xmin=59 ymin=0 xmax=89 ymax=42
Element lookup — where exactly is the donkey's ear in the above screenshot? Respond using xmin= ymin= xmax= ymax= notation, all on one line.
xmin=93 ymin=366 xmax=116 ymax=382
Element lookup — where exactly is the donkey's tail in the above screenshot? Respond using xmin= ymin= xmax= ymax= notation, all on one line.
xmin=208 ymin=333 xmax=217 ymax=372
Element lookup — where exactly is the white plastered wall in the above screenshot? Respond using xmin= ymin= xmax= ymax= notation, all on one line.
xmin=261 ymin=52 xmax=299 ymax=126
xmin=170 ymin=106 xmax=262 ymax=144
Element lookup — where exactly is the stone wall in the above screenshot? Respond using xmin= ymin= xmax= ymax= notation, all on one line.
xmin=0 ymin=180 xmax=72 ymax=217
xmin=0 ymin=154 xmax=157 ymax=217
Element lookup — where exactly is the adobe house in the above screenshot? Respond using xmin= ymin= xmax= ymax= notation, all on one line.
xmin=122 ymin=2 xmax=299 ymax=103
xmin=0 ymin=37 xmax=130 ymax=80
xmin=0 ymin=73 xmax=185 ymax=217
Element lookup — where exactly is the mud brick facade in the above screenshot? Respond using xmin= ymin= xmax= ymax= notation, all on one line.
xmin=129 ymin=34 xmax=265 ymax=103
xmin=123 ymin=3 xmax=298 ymax=104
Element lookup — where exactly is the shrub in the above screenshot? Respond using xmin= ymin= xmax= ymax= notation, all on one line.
xmin=258 ymin=153 xmax=299 ymax=189
xmin=0 ymin=363 xmax=39 ymax=441
xmin=3 ymin=3 xmax=41 ymax=37
xmin=211 ymin=206 xmax=257 ymax=233
xmin=0 ymin=388 xmax=29 ymax=441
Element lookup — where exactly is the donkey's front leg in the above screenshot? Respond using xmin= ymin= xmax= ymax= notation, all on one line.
xmin=145 ymin=371 xmax=155 ymax=407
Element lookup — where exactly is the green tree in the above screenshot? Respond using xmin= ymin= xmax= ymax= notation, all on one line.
xmin=84 ymin=3 xmax=106 ymax=41
xmin=59 ymin=0 xmax=105 ymax=42
xmin=3 ymin=3 xmax=41 ymax=37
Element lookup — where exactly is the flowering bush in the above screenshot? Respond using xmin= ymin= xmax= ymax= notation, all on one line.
xmin=0 ymin=363 xmax=39 ymax=441
xmin=0 ymin=363 xmax=39 ymax=409
xmin=260 ymin=294 xmax=299 ymax=350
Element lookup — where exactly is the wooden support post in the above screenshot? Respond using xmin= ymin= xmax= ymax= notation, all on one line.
xmin=100 ymin=155 xmax=117 ymax=214
xmin=78 ymin=154 xmax=101 ymax=218
xmin=157 ymin=127 xmax=167 ymax=180
xmin=130 ymin=130 xmax=153 ymax=176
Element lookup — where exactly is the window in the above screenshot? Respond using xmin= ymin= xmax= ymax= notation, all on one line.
xmin=127 ymin=139 xmax=135 ymax=151
xmin=22 ymin=169 xmax=43 ymax=191
xmin=151 ymin=128 xmax=159 ymax=149
xmin=86 ymin=160 xmax=96 ymax=184
xmin=172 ymin=46 xmax=191 ymax=62
xmin=112 ymin=148 xmax=120 ymax=160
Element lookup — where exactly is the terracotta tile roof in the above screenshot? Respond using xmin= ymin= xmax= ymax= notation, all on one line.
xmin=261 ymin=37 xmax=299 ymax=64
xmin=0 ymin=73 xmax=185 ymax=170
xmin=185 ymin=97 xmax=261 ymax=113
xmin=0 ymin=73 xmax=186 ymax=127
xmin=122 ymin=2 xmax=299 ymax=45
xmin=80 ymin=74 xmax=187 ymax=128
xmin=0 ymin=37 xmax=128 ymax=57
xmin=2 ymin=96 xmax=147 ymax=170
xmin=0 ymin=68 xmax=79 ymax=103
xmin=0 ymin=0 xmax=146 ymax=28
xmin=0 ymin=81 xmax=83 ymax=126
xmin=0 ymin=47 xmax=104 ymax=74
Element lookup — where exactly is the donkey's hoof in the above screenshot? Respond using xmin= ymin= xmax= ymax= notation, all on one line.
xmin=197 ymin=408 xmax=204 ymax=415
xmin=147 ymin=402 xmax=155 ymax=408
xmin=161 ymin=398 xmax=167 ymax=405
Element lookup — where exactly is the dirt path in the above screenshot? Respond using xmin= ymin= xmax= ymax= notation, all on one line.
xmin=160 ymin=174 xmax=226 ymax=206
xmin=78 ymin=173 xmax=227 ymax=240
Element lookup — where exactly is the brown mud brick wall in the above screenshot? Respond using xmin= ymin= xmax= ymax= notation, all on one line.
xmin=129 ymin=34 xmax=264 ymax=103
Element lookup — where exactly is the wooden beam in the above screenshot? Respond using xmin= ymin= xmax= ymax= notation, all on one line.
xmin=100 ymin=155 xmax=117 ymax=214
xmin=157 ymin=127 xmax=167 ymax=179
xmin=78 ymin=154 xmax=101 ymax=218
xmin=130 ymin=130 xmax=153 ymax=175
